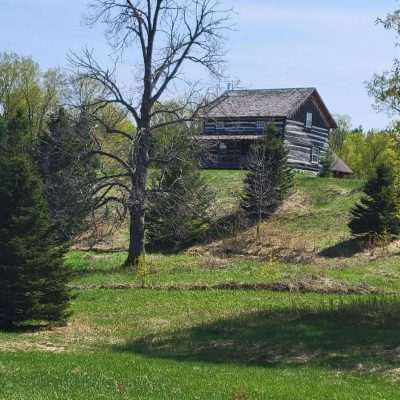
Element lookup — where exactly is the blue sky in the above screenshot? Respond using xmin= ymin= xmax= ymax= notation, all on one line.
xmin=1 ymin=0 xmax=399 ymax=129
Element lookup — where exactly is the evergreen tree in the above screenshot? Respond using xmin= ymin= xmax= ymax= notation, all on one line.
xmin=0 ymin=117 xmax=6 ymax=150
xmin=349 ymin=164 xmax=400 ymax=238
xmin=241 ymin=124 xmax=293 ymax=238
xmin=146 ymin=127 xmax=214 ymax=251
xmin=36 ymin=108 xmax=98 ymax=243
xmin=0 ymin=113 xmax=70 ymax=329
xmin=319 ymin=149 xmax=334 ymax=177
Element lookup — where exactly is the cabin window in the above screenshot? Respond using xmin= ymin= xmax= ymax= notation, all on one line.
xmin=216 ymin=121 xmax=224 ymax=129
xmin=218 ymin=142 xmax=227 ymax=153
xmin=256 ymin=121 xmax=265 ymax=130
xmin=305 ymin=113 xmax=313 ymax=130
xmin=311 ymin=147 xmax=320 ymax=164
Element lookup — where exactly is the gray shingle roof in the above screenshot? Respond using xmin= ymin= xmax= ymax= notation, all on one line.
xmin=331 ymin=156 xmax=353 ymax=175
xmin=206 ymin=88 xmax=315 ymax=119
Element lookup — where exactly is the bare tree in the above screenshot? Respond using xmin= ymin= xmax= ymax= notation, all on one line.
xmin=70 ymin=0 xmax=231 ymax=267
xmin=241 ymin=144 xmax=275 ymax=241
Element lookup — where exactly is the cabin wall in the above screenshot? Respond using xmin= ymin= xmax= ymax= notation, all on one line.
xmin=285 ymin=119 xmax=329 ymax=171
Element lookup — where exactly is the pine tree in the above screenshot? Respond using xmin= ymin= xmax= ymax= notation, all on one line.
xmin=241 ymin=124 xmax=293 ymax=238
xmin=319 ymin=149 xmax=334 ymax=177
xmin=146 ymin=127 xmax=214 ymax=251
xmin=0 ymin=113 xmax=70 ymax=329
xmin=349 ymin=164 xmax=400 ymax=238
xmin=36 ymin=108 xmax=98 ymax=243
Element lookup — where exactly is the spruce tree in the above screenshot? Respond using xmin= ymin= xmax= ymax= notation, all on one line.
xmin=349 ymin=164 xmax=400 ymax=238
xmin=36 ymin=108 xmax=98 ymax=243
xmin=146 ymin=127 xmax=214 ymax=251
xmin=241 ymin=124 xmax=293 ymax=238
xmin=0 ymin=113 xmax=70 ymax=329
xmin=319 ymin=149 xmax=334 ymax=177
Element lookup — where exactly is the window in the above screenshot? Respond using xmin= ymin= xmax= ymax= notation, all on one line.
xmin=218 ymin=142 xmax=227 ymax=153
xmin=311 ymin=147 xmax=320 ymax=164
xmin=216 ymin=121 xmax=224 ymax=129
xmin=256 ymin=121 xmax=265 ymax=130
xmin=305 ymin=112 xmax=313 ymax=130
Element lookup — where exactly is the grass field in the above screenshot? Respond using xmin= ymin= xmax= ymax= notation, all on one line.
xmin=2 ymin=171 xmax=400 ymax=399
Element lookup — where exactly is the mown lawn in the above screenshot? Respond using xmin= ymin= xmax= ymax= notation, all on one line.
xmin=1 ymin=288 xmax=400 ymax=399
xmin=3 ymin=172 xmax=400 ymax=399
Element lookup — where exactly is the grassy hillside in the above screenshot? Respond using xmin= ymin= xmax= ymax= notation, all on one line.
xmin=2 ymin=171 xmax=400 ymax=399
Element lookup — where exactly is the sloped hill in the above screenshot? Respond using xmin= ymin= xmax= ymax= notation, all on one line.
xmin=196 ymin=171 xmax=364 ymax=261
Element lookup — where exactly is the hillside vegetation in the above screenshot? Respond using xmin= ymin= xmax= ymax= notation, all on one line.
xmin=2 ymin=171 xmax=400 ymax=399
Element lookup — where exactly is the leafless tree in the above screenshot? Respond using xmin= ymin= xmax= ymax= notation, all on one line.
xmin=70 ymin=0 xmax=231 ymax=267
xmin=241 ymin=144 xmax=275 ymax=241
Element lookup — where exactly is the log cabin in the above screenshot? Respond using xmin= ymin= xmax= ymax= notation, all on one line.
xmin=199 ymin=87 xmax=349 ymax=174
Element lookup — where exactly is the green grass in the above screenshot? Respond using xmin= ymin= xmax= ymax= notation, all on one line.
xmin=4 ymin=172 xmax=400 ymax=399
xmin=2 ymin=289 xmax=400 ymax=399
xmin=202 ymin=169 xmax=247 ymax=204
xmin=3 ymin=351 xmax=399 ymax=399
xmin=65 ymin=248 xmax=400 ymax=292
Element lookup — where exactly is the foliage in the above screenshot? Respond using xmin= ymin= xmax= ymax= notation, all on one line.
xmin=146 ymin=125 xmax=214 ymax=251
xmin=241 ymin=124 xmax=293 ymax=230
xmin=338 ymin=130 xmax=400 ymax=179
xmin=330 ymin=114 xmax=352 ymax=154
xmin=329 ymin=115 xmax=399 ymax=180
xmin=367 ymin=9 xmax=400 ymax=121
xmin=35 ymin=108 xmax=98 ymax=243
xmin=0 ymin=52 xmax=64 ymax=138
xmin=319 ymin=149 xmax=334 ymax=177
xmin=0 ymin=113 xmax=70 ymax=328
xmin=349 ymin=164 xmax=400 ymax=238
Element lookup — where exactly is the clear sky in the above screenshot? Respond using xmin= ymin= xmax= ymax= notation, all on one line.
xmin=1 ymin=0 xmax=399 ymax=129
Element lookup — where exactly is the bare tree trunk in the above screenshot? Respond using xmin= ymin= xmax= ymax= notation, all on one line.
xmin=125 ymin=125 xmax=150 ymax=267
xmin=126 ymin=202 xmax=145 ymax=267
xmin=256 ymin=215 xmax=261 ymax=242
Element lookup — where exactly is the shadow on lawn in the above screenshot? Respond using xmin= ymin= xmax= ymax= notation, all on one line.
xmin=115 ymin=296 xmax=400 ymax=371
xmin=319 ymin=238 xmax=365 ymax=258
xmin=72 ymin=267 xmax=124 ymax=277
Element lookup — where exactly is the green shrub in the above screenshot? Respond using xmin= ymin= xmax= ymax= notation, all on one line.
xmin=349 ymin=164 xmax=400 ymax=239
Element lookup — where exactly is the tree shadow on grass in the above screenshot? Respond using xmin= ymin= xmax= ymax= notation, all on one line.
xmin=147 ymin=212 xmax=259 ymax=254
xmin=319 ymin=238 xmax=365 ymax=258
xmin=71 ymin=267 xmax=125 ymax=278
xmin=0 ymin=323 xmax=51 ymax=334
xmin=114 ymin=296 xmax=400 ymax=371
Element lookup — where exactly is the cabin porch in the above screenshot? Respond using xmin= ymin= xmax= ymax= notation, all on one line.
xmin=198 ymin=136 xmax=261 ymax=169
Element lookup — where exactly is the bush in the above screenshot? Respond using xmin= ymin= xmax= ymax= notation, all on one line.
xmin=349 ymin=164 xmax=400 ymax=239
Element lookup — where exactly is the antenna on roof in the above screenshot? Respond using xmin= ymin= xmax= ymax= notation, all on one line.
xmin=227 ymin=80 xmax=241 ymax=91
xmin=212 ymin=79 xmax=241 ymax=96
